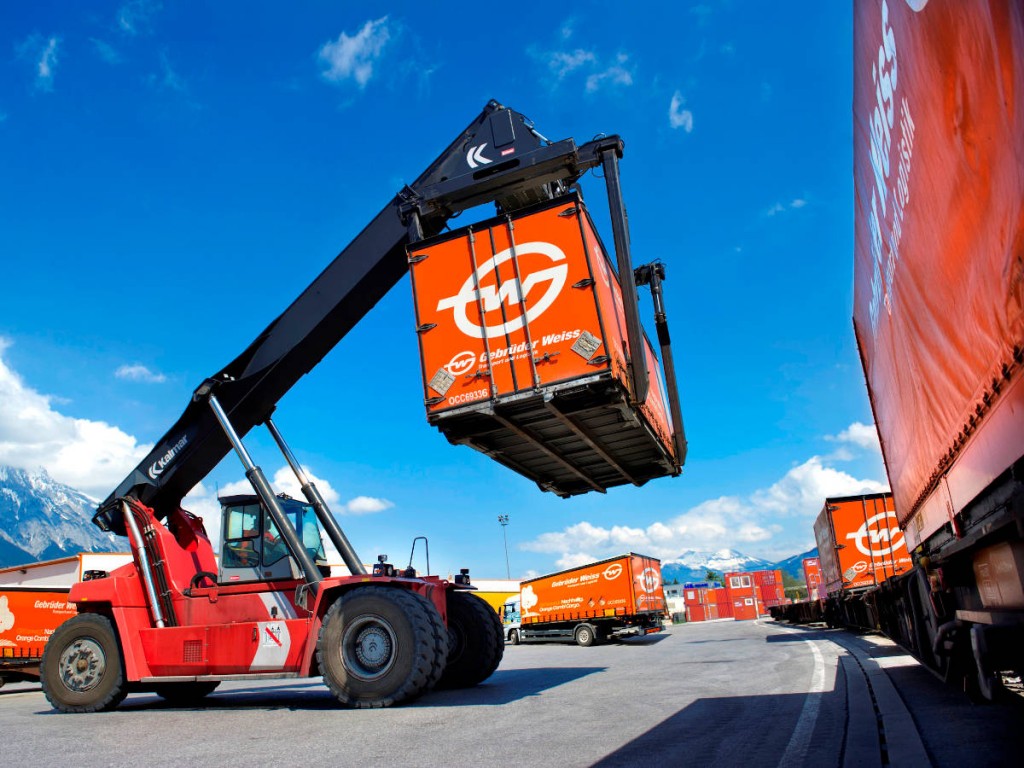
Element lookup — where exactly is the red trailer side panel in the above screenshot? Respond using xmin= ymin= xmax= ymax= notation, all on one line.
xmin=853 ymin=0 xmax=1024 ymax=543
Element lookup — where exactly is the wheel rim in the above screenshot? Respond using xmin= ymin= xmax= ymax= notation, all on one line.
xmin=57 ymin=637 xmax=106 ymax=692
xmin=342 ymin=615 xmax=398 ymax=681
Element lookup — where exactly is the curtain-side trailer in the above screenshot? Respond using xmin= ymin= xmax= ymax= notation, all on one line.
xmin=853 ymin=0 xmax=1024 ymax=699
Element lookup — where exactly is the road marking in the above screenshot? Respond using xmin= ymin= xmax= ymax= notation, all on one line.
xmin=777 ymin=637 xmax=826 ymax=767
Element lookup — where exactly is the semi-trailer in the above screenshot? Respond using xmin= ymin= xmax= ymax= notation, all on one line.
xmin=502 ymin=554 xmax=665 ymax=646
xmin=0 ymin=553 xmax=131 ymax=686
xmin=850 ymin=0 xmax=1024 ymax=699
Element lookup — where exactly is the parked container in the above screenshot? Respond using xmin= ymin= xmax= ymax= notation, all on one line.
xmin=813 ymin=493 xmax=910 ymax=600
xmin=409 ymin=193 xmax=681 ymax=498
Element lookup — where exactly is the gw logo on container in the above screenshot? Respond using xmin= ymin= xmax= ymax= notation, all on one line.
xmin=846 ymin=511 xmax=905 ymax=557
xmin=436 ymin=242 xmax=568 ymax=339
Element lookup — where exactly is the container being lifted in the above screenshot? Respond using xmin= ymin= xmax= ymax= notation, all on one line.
xmin=410 ymin=191 xmax=685 ymax=497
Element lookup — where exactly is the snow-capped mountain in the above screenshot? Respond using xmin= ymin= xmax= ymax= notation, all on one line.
xmin=0 ymin=465 xmax=119 ymax=568
xmin=661 ymin=548 xmax=775 ymax=584
xmin=773 ymin=548 xmax=819 ymax=581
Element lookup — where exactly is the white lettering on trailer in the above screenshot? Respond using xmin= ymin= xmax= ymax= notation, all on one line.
xmin=436 ymin=242 xmax=569 ymax=339
xmin=846 ymin=511 xmax=906 ymax=557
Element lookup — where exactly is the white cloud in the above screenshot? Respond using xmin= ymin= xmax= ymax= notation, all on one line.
xmin=767 ymin=198 xmax=808 ymax=216
xmin=548 ymin=49 xmax=594 ymax=79
xmin=37 ymin=37 xmax=59 ymax=88
xmin=115 ymin=363 xmax=166 ymax=383
xmin=215 ymin=466 xmax=390 ymax=515
xmin=91 ymin=38 xmax=121 ymax=64
xmin=318 ymin=17 xmax=391 ymax=88
xmin=344 ymin=495 xmax=394 ymax=515
xmin=118 ymin=0 xmax=161 ymax=36
xmin=522 ymin=454 xmax=887 ymax=565
xmin=829 ymin=421 xmax=881 ymax=452
xmin=0 ymin=339 xmax=152 ymax=497
xmin=669 ymin=91 xmax=694 ymax=132
xmin=585 ymin=54 xmax=633 ymax=92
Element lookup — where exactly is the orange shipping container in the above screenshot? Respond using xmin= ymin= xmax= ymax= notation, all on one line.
xmin=519 ymin=554 xmax=664 ymax=626
xmin=409 ymin=193 xmax=681 ymax=498
xmin=853 ymin=0 xmax=1024 ymax=546
xmin=813 ymin=493 xmax=911 ymax=599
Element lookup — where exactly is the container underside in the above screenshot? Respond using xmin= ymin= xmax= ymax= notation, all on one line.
xmin=430 ymin=375 xmax=679 ymax=497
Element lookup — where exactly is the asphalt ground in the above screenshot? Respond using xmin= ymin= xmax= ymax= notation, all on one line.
xmin=1 ymin=620 xmax=1020 ymax=767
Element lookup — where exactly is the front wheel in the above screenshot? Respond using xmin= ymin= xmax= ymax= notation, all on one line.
xmin=509 ymin=629 xmax=520 ymax=645
xmin=438 ymin=592 xmax=504 ymax=689
xmin=318 ymin=586 xmax=448 ymax=708
xmin=40 ymin=613 xmax=127 ymax=713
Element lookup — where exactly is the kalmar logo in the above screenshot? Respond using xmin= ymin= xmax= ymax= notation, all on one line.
xmin=846 ymin=511 xmax=905 ymax=557
xmin=436 ymin=242 xmax=568 ymax=339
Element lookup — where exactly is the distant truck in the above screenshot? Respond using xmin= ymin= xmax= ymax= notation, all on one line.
xmin=0 ymin=553 xmax=131 ymax=686
xmin=502 ymin=554 xmax=665 ymax=646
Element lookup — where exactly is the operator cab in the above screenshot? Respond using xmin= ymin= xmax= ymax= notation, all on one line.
xmin=218 ymin=493 xmax=329 ymax=583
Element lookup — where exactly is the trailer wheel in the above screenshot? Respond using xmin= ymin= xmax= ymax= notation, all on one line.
xmin=574 ymin=624 xmax=596 ymax=647
xmin=153 ymin=681 xmax=221 ymax=704
xmin=318 ymin=586 xmax=447 ymax=708
xmin=437 ymin=591 xmax=504 ymax=689
xmin=40 ymin=613 xmax=127 ymax=713
xmin=509 ymin=629 xmax=520 ymax=645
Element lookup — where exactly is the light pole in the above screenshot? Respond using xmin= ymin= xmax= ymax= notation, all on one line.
xmin=498 ymin=514 xmax=511 ymax=579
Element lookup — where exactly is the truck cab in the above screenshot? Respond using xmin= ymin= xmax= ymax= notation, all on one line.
xmin=501 ymin=595 xmax=522 ymax=644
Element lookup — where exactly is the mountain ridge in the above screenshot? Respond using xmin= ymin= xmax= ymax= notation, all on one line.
xmin=0 ymin=465 xmax=119 ymax=568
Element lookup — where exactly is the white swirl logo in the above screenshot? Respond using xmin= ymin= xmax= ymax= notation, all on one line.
xmin=445 ymin=350 xmax=477 ymax=376
xmin=603 ymin=563 xmax=623 ymax=581
xmin=436 ymin=242 xmax=568 ymax=339
xmin=846 ymin=511 xmax=905 ymax=557
xmin=637 ymin=567 xmax=661 ymax=594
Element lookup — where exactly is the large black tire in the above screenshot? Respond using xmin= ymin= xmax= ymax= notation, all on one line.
xmin=40 ymin=613 xmax=127 ymax=713
xmin=317 ymin=586 xmax=448 ymax=708
xmin=153 ymin=681 xmax=221 ymax=704
xmin=575 ymin=624 xmax=596 ymax=647
xmin=437 ymin=591 xmax=504 ymax=689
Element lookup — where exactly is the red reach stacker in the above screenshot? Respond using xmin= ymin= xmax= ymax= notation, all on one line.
xmin=38 ymin=101 xmax=686 ymax=712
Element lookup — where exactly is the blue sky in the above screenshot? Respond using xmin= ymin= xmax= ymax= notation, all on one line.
xmin=0 ymin=1 xmax=887 ymax=578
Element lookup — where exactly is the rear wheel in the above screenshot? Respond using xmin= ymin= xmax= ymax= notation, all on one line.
xmin=438 ymin=592 xmax=504 ymax=689
xmin=40 ymin=614 xmax=127 ymax=713
xmin=575 ymin=624 xmax=596 ymax=647
xmin=317 ymin=586 xmax=447 ymax=708
xmin=153 ymin=681 xmax=221 ymax=704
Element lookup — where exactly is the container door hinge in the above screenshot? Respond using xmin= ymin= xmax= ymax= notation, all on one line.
xmin=408 ymin=253 xmax=428 ymax=264
xmin=425 ymin=396 xmax=444 ymax=406
xmin=572 ymin=278 xmax=595 ymax=289
xmin=588 ymin=355 xmax=611 ymax=366
xmin=534 ymin=352 xmax=560 ymax=365
xmin=416 ymin=323 xmax=437 ymax=334
xmin=558 ymin=206 xmax=579 ymax=217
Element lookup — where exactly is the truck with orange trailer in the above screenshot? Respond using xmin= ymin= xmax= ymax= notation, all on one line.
xmin=503 ymin=554 xmax=665 ymax=646
xmin=853 ymin=0 xmax=1024 ymax=699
